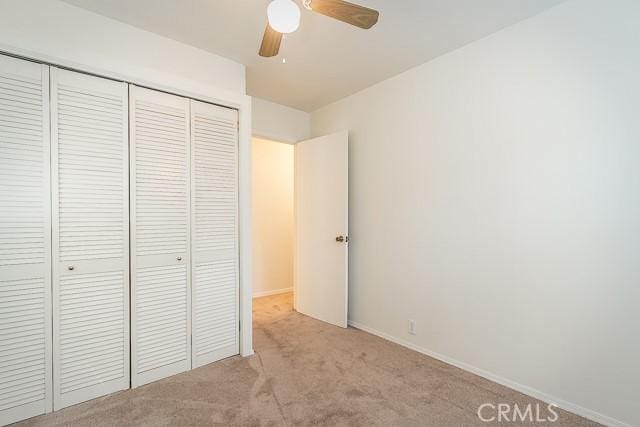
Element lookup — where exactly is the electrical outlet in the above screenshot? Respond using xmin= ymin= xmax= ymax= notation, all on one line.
xmin=408 ymin=319 xmax=416 ymax=335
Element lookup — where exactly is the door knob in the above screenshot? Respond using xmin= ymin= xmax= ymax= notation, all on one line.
xmin=177 ymin=256 xmax=182 ymax=261
xmin=68 ymin=266 xmax=75 ymax=271
xmin=336 ymin=236 xmax=346 ymax=242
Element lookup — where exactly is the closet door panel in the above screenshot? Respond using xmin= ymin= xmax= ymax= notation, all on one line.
xmin=190 ymin=100 xmax=239 ymax=368
xmin=130 ymin=86 xmax=191 ymax=387
xmin=51 ymin=68 xmax=129 ymax=410
xmin=0 ymin=55 xmax=52 ymax=425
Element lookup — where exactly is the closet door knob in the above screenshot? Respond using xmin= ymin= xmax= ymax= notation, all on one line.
xmin=68 ymin=266 xmax=75 ymax=271
xmin=177 ymin=256 xmax=182 ymax=261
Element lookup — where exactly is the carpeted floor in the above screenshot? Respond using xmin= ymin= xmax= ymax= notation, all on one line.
xmin=16 ymin=292 xmax=599 ymax=426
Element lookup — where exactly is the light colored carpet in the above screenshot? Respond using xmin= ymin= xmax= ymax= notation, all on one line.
xmin=16 ymin=292 xmax=599 ymax=426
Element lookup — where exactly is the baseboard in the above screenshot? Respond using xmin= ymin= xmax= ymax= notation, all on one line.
xmin=347 ymin=320 xmax=629 ymax=427
xmin=253 ymin=287 xmax=293 ymax=298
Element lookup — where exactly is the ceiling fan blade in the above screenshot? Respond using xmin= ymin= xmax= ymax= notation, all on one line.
xmin=309 ymin=0 xmax=379 ymax=29
xmin=259 ymin=24 xmax=282 ymax=57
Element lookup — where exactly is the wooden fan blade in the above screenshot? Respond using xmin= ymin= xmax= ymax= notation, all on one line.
xmin=259 ymin=24 xmax=282 ymax=57
xmin=309 ymin=0 xmax=379 ymax=29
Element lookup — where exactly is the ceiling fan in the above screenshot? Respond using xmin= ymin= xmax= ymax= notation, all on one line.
xmin=259 ymin=0 xmax=379 ymax=57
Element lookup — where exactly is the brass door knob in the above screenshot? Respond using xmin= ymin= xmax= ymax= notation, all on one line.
xmin=336 ymin=236 xmax=345 ymax=242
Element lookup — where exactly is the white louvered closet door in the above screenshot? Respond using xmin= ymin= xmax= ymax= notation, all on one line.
xmin=130 ymin=86 xmax=191 ymax=387
xmin=0 ymin=55 xmax=52 ymax=425
xmin=51 ymin=68 xmax=129 ymax=410
xmin=190 ymin=100 xmax=239 ymax=368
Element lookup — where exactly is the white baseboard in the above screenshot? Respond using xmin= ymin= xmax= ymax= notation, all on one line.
xmin=253 ymin=287 xmax=293 ymax=298
xmin=347 ymin=320 xmax=629 ymax=427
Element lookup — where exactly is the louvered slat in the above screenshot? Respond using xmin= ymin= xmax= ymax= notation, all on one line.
xmin=0 ymin=55 xmax=52 ymax=426
xmin=190 ymin=100 xmax=239 ymax=368
xmin=51 ymin=68 xmax=129 ymax=410
xmin=58 ymin=271 xmax=124 ymax=394
xmin=130 ymin=86 xmax=191 ymax=387
xmin=0 ymin=278 xmax=46 ymax=410
xmin=135 ymin=265 xmax=188 ymax=372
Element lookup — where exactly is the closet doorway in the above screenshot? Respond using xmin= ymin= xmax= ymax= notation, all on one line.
xmin=0 ymin=52 xmax=248 ymax=425
xmin=251 ymin=131 xmax=349 ymax=329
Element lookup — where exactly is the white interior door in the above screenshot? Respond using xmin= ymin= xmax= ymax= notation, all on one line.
xmin=294 ymin=131 xmax=349 ymax=328
xmin=0 ymin=54 xmax=52 ymax=425
xmin=190 ymin=100 xmax=239 ymax=368
xmin=130 ymin=86 xmax=191 ymax=387
xmin=51 ymin=68 xmax=129 ymax=409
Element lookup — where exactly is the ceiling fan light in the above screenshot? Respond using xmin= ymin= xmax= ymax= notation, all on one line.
xmin=267 ymin=0 xmax=301 ymax=34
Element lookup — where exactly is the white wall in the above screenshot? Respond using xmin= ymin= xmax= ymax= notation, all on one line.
xmin=252 ymin=97 xmax=311 ymax=143
xmin=311 ymin=0 xmax=639 ymax=425
xmin=252 ymin=138 xmax=294 ymax=297
xmin=0 ymin=0 xmax=245 ymax=96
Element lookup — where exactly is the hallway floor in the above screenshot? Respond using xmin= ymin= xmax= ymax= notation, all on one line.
xmin=17 ymin=293 xmax=598 ymax=426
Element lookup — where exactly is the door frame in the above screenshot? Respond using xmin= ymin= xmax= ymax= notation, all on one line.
xmin=0 ymin=45 xmax=254 ymax=359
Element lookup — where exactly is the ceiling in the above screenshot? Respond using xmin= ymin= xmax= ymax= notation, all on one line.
xmin=61 ymin=0 xmax=565 ymax=112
